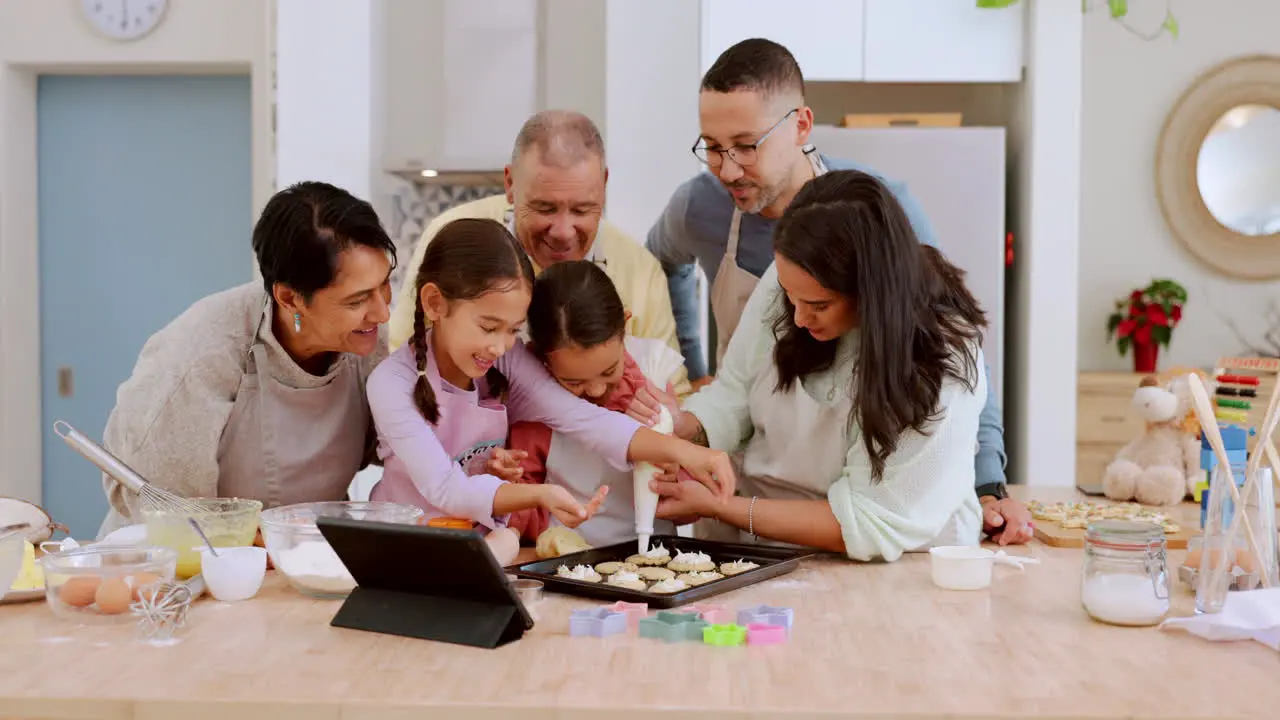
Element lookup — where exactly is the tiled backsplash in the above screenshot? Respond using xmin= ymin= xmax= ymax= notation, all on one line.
xmin=384 ymin=176 xmax=505 ymax=303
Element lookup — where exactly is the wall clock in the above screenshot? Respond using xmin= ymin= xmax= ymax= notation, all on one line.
xmin=80 ymin=0 xmax=169 ymax=42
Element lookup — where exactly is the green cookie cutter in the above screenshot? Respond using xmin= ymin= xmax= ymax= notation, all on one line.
xmin=638 ymin=610 xmax=708 ymax=643
xmin=702 ymin=623 xmax=747 ymax=647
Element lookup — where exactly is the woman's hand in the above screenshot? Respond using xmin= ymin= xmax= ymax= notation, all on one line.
xmin=626 ymin=381 xmax=679 ymax=426
xmin=486 ymin=448 xmax=527 ymax=482
xmin=651 ymin=471 xmax=718 ymax=524
xmin=981 ymin=497 xmax=1034 ymax=546
xmin=540 ymin=485 xmax=608 ymax=528
xmin=669 ymin=443 xmax=736 ymax=501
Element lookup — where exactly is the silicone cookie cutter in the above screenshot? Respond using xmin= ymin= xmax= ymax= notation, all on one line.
xmin=604 ymin=601 xmax=649 ymax=630
xmin=746 ymin=622 xmax=788 ymax=645
xmin=682 ymin=602 xmax=733 ymax=625
xmin=569 ymin=608 xmax=627 ymax=638
xmin=737 ymin=604 xmax=794 ymax=631
xmin=702 ymin=623 xmax=747 ymax=647
xmin=638 ymin=610 xmax=708 ymax=643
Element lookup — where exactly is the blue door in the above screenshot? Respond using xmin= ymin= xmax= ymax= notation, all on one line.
xmin=38 ymin=75 xmax=253 ymax=539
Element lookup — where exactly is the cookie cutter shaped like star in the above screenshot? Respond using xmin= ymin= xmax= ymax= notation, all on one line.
xmin=638 ymin=610 xmax=708 ymax=643
xmin=702 ymin=623 xmax=747 ymax=647
xmin=569 ymin=607 xmax=627 ymax=638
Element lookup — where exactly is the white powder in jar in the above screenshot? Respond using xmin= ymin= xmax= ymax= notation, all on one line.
xmin=276 ymin=540 xmax=355 ymax=595
xmin=1081 ymin=573 xmax=1169 ymax=626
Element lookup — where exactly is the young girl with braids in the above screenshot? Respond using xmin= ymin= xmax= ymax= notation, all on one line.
xmin=366 ymin=218 xmax=735 ymax=562
xmin=504 ymin=261 xmax=685 ymax=545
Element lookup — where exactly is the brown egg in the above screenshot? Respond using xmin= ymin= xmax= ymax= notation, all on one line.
xmin=94 ymin=577 xmax=133 ymax=615
xmin=1236 ymin=548 xmax=1261 ymax=574
xmin=1182 ymin=547 xmax=1233 ymax=570
xmin=58 ymin=576 xmax=101 ymax=607
xmin=129 ymin=572 xmax=160 ymax=601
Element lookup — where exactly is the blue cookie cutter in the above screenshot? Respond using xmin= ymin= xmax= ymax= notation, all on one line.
xmin=737 ymin=604 xmax=794 ymax=631
xmin=638 ymin=610 xmax=708 ymax=643
xmin=569 ymin=608 xmax=627 ymax=638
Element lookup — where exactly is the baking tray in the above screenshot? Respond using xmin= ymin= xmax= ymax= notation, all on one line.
xmin=507 ymin=534 xmax=817 ymax=608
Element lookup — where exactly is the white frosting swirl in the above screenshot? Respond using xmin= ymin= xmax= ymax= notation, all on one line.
xmin=608 ymin=570 xmax=642 ymax=585
xmin=723 ymin=559 xmax=759 ymax=571
xmin=641 ymin=542 xmax=669 ymax=559
xmin=672 ymin=551 xmax=712 ymax=565
xmin=556 ymin=564 xmax=600 ymax=581
xmin=685 ymin=571 xmax=722 ymax=581
xmin=649 ymin=578 xmax=688 ymax=592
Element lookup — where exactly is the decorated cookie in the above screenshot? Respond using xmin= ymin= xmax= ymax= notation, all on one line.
xmin=626 ymin=542 xmax=672 ymax=566
xmin=719 ymin=559 xmax=760 ymax=576
xmin=556 ymin=564 xmax=602 ymax=583
xmin=637 ymin=566 xmax=676 ymax=581
xmin=677 ymin=570 xmax=724 ymax=586
xmin=647 ymin=578 xmax=689 ymax=594
xmin=667 ymin=551 xmax=716 ymax=573
xmin=594 ymin=561 xmax=639 ymax=576
xmin=605 ymin=569 xmax=648 ymax=592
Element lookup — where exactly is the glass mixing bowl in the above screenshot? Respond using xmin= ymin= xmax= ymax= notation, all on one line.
xmin=259 ymin=501 xmax=425 ymax=599
xmin=40 ymin=545 xmax=177 ymax=624
xmin=141 ymin=498 xmax=262 ymax=579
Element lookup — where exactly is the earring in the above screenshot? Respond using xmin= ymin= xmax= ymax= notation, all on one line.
xmin=293 ymin=313 xmax=302 ymax=333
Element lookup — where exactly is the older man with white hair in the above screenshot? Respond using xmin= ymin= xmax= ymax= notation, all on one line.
xmin=389 ymin=110 xmax=689 ymax=413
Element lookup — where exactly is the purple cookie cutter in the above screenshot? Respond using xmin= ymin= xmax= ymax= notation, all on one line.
xmin=569 ymin=608 xmax=627 ymax=638
xmin=737 ymin=605 xmax=794 ymax=631
xmin=746 ymin=622 xmax=788 ymax=645
xmin=638 ymin=610 xmax=708 ymax=643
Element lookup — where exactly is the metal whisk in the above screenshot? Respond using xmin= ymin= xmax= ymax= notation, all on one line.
xmin=131 ymin=576 xmax=200 ymax=643
xmin=53 ymin=420 xmax=205 ymax=515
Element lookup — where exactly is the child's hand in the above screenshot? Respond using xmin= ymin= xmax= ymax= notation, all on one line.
xmin=627 ymin=381 xmax=678 ymax=426
xmin=540 ymin=485 xmax=608 ymax=528
xmin=487 ymin=448 xmax=527 ymax=482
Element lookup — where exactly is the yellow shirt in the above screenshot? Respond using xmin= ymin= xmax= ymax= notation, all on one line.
xmin=388 ymin=195 xmax=690 ymax=397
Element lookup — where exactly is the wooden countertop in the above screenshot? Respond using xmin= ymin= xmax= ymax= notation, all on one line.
xmin=2 ymin=488 xmax=1277 ymax=720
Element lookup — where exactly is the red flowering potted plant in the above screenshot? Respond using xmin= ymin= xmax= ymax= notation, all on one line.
xmin=1106 ymin=279 xmax=1187 ymax=373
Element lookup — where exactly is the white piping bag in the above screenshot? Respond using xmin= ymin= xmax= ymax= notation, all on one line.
xmin=633 ymin=405 xmax=674 ymax=555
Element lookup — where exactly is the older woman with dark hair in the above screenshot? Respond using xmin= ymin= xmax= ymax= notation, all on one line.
xmin=653 ymin=170 xmax=989 ymax=562
xmin=98 ymin=181 xmax=395 ymax=536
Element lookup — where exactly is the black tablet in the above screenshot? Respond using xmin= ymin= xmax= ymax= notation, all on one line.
xmin=316 ymin=516 xmax=533 ymax=649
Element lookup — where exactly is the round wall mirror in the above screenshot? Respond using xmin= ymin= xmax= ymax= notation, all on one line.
xmin=1196 ymin=104 xmax=1280 ymax=236
xmin=1156 ymin=56 xmax=1280 ymax=279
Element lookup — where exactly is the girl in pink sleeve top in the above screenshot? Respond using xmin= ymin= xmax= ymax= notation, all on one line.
xmin=367 ymin=219 xmax=632 ymax=538
xmin=368 ymin=219 xmax=739 ymax=557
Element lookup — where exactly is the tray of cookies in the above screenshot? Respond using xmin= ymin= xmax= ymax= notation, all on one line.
xmin=508 ymin=533 xmax=816 ymax=608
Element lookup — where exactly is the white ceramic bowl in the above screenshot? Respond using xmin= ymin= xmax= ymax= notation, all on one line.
xmin=199 ymin=546 xmax=267 ymax=602
xmin=929 ymin=545 xmax=995 ymax=590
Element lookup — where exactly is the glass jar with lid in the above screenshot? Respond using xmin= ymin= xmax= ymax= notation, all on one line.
xmin=1080 ymin=519 xmax=1170 ymax=626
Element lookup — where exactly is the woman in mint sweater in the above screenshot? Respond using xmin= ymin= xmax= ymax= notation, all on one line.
xmin=652 ymin=170 xmax=989 ymax=562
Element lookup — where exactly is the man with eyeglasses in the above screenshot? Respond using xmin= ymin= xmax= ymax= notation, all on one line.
xmin=645 ymin=38 xmax=1032 ymax=545
xmin=390 ymin=110 xmax=690 ymax=408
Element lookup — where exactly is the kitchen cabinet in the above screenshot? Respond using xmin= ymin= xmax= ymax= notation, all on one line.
xmin=700 ymin=0 xmax=865 ymax=82
xmin=862 ymin=0 xmax=1024 ymax=82
xmin=699 ymin=0 xmax=1022 ymax=83
xmin=381 ymin=0 xmax=539 ymax=173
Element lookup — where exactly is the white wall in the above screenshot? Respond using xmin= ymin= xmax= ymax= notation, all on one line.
xmin=602 ymin=0 xmax=702 ymax=242
xmin=1007 ymin=1 xmax=1082 ymax=487
xmin=1079 ymin=0 xmax=1280 ymax=370
xmin=0 ymin=0 xmax=274 ymax=502
xmin=275 ymin=0 xmax=383 ymax=207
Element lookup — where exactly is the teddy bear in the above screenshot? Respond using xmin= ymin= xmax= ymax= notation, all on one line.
xmin=1101 ymin=373 xmax=1202 ymax=506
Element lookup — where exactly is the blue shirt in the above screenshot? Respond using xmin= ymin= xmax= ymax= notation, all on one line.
xmin=645 ymin=155 xmax=1008 ymax=494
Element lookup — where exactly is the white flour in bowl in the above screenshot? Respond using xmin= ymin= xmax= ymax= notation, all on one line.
xmin=275 ymin=540 xmax=355 ymax=595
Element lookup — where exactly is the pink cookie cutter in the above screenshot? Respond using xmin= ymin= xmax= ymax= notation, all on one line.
xmin=604 ymin=601 xmax=649 ymax=630
xmin=746 ymin=622 xmax=788 ymax=645
xmin=682 ymin=602 xmax=733 ymax=625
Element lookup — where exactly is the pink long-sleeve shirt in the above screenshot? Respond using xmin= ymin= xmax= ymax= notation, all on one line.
xmin=366 ymin=340 xmax=641 ymax=528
